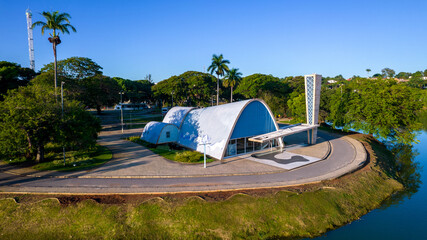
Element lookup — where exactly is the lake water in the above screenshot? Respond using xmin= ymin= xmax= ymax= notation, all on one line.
xmin=316 ymin=131 xmax=427 ymax=239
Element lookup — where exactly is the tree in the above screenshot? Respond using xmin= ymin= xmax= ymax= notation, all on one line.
xmin=223 ymin=68 xmax=242 ymax=102
xmin=35 ymin=57 xmax=124 ymax=114
xmin=366 ymin=68 xmax=371 ymax=78
xmin=381 ymin=68 xmax=395 ymax=78
xmin=41 ymin=57 xmax=102 ymax=79
xmin=144 ymin=74 xmax=153 ymax=83
xmin=319 ymin=86 xmax=335 ymax=122
xmin=235 ymin=74 xmax=291 ymax=116
xmin=407 ymin=72 xmax=426 ymax=89
xmin=284 ymin=76 xmax=305 ymax=94
xmin=112 ymin=77 xmax=154 ymax=103
xmin=207 ymin=54 xmax=230 ymax=105
xmin=0 ymin=84 xmax=101 ymax=162
xmin=81 ymin=75 xmax=121 ymax=114
xmin=60 ymin=100 xmax=101 ymax=150
xmin=31 ymin=71 xmax=83 ymax=99
xmin=334 ymin=74 xmax=346 ymax=82
xmin=411 ymin=71 xmax=423 ymax=79
xmin=0 ymin=61 xmax=36 ymax=100
xmin=395 ymin=72 xmax=411 ymax=79
xmin=287 ymin=92 xmax=306 ymax=123
xmin=184 ymin=72 xmax=216 ymax=106
xmin=327 ymin=78 xmax=424 ymax=144
xmin=152 ymin=71 xmax=216 ymax=107
xmin=32 ymin=11 xmax=77 ymax=100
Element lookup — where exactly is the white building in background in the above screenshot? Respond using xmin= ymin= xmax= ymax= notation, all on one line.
xmin=140 ymin=74 xmax=322 ymax=160
xmin=141 ymin=99 xmax=282 ymax=160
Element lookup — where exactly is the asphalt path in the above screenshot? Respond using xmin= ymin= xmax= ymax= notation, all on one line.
xmin=0 ymin=132 xmax=359 ymax=194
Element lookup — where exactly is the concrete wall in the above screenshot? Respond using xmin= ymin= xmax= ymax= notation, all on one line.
xmin=157 ymin=124 xmax=179 ymax=144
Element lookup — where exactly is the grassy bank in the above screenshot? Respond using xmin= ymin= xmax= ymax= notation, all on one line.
xmin=34 ymin=145 xmax=112 ymax=171
xmin=0 ymin=134 xmax=403 ymax=239
xmin=5 ymin=144 xmax=112 ymax=172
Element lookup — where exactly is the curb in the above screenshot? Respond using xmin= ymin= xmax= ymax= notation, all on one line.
xmin=0 ymin=136 xmax=367 ymax=194
xmin=0 ymin=162 xmax=288 ymax=179
xmin=0 ymin=141 xmax=332 ymax=179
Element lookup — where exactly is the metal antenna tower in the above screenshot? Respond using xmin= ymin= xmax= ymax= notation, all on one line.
xmin=26 ymin=8 xmax=35 ymax=70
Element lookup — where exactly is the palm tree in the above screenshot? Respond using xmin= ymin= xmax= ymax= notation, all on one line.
xmin=223 ymin=68 xmax=242 ymax=103
xmin=33 ymin=11 xmax=76 ymax=100
xmin=207 ymin=54 xmax=230 ymax=105
xmin=366 ymin=68 xmax=371 ymax=78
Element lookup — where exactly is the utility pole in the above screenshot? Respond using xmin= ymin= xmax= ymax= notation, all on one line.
xmin=171 ymin=90 xmax=175 ymax=107
xmin=61 ymin=82 xmax=66 ymax=166
xmin=120 ymin=91 xmax=124 ymax=134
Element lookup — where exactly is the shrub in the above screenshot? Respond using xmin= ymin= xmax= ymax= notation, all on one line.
xmin=175 ymin=151 xmax=203 ymax=163
xmin=128 ymin=136 xmax=141 ymax=142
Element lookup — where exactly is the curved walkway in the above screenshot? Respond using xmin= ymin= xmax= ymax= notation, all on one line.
xmin=0 ymin=128 xmax=366 ymax=194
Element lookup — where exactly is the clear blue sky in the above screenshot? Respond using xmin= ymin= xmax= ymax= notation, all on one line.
xmin=1 ymin=0 xmax=427 ymax=82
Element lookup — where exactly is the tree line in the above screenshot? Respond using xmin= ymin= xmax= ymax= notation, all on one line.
xmin=2 ymin=56 xmax=426 ymax=145
xmin=1 ymin=8 xmax=426 ymax=164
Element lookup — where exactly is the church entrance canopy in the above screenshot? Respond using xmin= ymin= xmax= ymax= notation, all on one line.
xmin=248 ymin=124 xmax=319 ymax=143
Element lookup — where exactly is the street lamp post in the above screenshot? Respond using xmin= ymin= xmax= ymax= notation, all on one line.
xmin=61 ymin=82 xmax=66 ymax=166
xmin=198 ymin=135 xmax=210 ymax=169
xmin=171 ymin=90 xmax=175 ymax=107
xmin=119 ymin=91 xmax=124 ymax=134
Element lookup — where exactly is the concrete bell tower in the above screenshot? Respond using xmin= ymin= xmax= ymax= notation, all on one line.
xmin=304 ymin=74 xmax=322 ymax=144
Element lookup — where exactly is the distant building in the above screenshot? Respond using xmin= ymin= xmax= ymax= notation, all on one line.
xmin=140 ymin=74 xmax=322 ymax=160
xmin=114 ymin=102 xmax=148 ymax=110
xmin=395 ymin=78 xmax=409 ymax=83
xmin=141 ymin=99 xmax=282 ymax=160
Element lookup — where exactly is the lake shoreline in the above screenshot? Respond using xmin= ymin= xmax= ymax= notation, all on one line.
xmin=0 ymin=133 xmax=406 ymax=239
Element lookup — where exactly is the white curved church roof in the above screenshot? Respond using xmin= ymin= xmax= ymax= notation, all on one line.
xmin=177 ymin=99 xmax=278 ymax=160
xmin=163 ymin=106 xmax=195 ymax=128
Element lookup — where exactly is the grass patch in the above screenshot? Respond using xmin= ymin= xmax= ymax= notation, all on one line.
xmin=278 ymin=119 xmax=303 ymax=124
xmin=123 ymin=115 xmax=163 ymax=124
xmin=126 ymin=123 xmax=147 ymax=129
xmin=128 ymin=136 xmax=214 ymax=164
xmin=31 ymin=145 xmax=112 ymax=172
xmin=278 ymin=120 xmax=292 ymax=124
xmin=0 ymin=134 xmax=407 ymax=239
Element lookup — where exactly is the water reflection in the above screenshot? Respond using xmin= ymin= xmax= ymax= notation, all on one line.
xmin=327 ymin=121 xmax=423 ymax=204
xmin=379 ymin=143 xmax=422 ymax=208
xmin=316 ymin=131 xmax=427 ymax=240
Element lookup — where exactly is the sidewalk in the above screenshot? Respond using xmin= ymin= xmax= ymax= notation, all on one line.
xmin=0 ymin=128 xmax=333 ymax=179
xmin=0 ymin=129 xmax=368 ymax=194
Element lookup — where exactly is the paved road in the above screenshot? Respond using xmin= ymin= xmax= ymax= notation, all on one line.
xmin=0 ymin=130 xmax=365 ymax=193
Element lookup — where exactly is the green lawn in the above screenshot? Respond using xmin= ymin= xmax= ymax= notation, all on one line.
xmin=123 ymin=115 xmax=163 ymax=124
xmin=32 ymin=144 xmax=112 ymax=172
xmin=0 ymin=134 xmax=406 ymax=239
xmin=277 ymin=118 xmax=305 ymax=125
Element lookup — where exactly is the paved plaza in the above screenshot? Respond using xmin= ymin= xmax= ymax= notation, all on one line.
xmin=0 ymin=126 xmax=367 ymax=193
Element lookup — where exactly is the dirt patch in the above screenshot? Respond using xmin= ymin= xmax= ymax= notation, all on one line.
xmin=0 ymin=179 xmax=361 ymax=205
